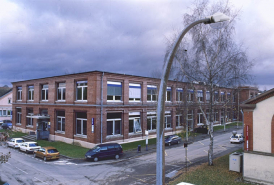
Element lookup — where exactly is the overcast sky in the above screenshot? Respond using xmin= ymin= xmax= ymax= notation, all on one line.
xmin=0 ymin=0 xmax=273 ymax=91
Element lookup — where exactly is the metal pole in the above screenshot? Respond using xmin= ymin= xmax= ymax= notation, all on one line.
xmin=156 ymin=18 xmax=211 ymax=185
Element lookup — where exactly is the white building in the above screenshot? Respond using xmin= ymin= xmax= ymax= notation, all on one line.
xmin=0 ymin=89 xmax=12 ymax=122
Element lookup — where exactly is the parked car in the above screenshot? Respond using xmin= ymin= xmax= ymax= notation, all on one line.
xmin=194 ymin=125 xmax=208 ymax=134
xmin=7 ymin=138 xmax=25 ymax=148
xmin=165 ymin=135 xmax=181 ymax=146
xmin=33 ymin=147 xmax=60 ymax=161
xmin=0 ymin=120 xmax=11 ymax=126
xmin=230 ymin=134 xmax=244 ymax=143
xmin=1 ymin=122 xmax=12 ymax=130
xmin=85 ymin=143 xmax=123 ymax=162
xmin=19 ymin=142 xmax=41 ymax=153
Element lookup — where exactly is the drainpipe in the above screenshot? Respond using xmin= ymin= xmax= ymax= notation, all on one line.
xmin=100 ymin=72 xmax=104 ymax=144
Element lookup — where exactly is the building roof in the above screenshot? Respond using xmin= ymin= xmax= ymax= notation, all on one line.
xmin=0 ymin=87 xmax=12 ymax=98
xmin=241 ymin=88 xmax=274 ymax=107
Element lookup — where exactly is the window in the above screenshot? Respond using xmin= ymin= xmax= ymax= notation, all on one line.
xmin=214 ymin=109 xmax=218 ymax=122
xmin=176 ymin=115 xmax=183 ymax=127
xmin=107 ymin=113 xmax=122 ymax=135
xmin=166 ymin=87 xmax=172 ymax=102
xmin=76 ymin=112 xmax=87 ymax=135
xmin=176 ymin=88 xmax=183 ymax=102
xmin=220 ymin=92 xmax=225 ymax=102
xmin=17 ymin=87 xmax=22 ymax=100
xmin=165 ymin=112 xmax=171 ymax=128
xmin=187 ymin=110 xmax=193 ymax=130
xmin=147 ymin=85 xmax=157 ymax=101
xmin=27 ymin=108 xmax=33 ymax=126
xmin=8 ymin=98 xmax=11 ymax=104
xmin=57 ymin=83 xmax=66 ymax=101
xmin=76 ymin=81 xmax=87 ymax=101
xmin=129 ymin=112 xmax=141 ymax=133
xmin=147 ymin=112 xmax=157 ymax=131
xmin=56 ymin=111 xmax=65 ymax=132
xmin=187 ymin=90 xmax=194 ymax=102
xmin=107 ymin=81 xmax=122 ymax=101
xmin=129 ymin=83 xmax=141 ymax=102
xmin=197 ymin=110 xmax=203 ymax=125
xmin=40 ymin=109 xmax=48 ymax=116
xmin=7 ymin=110 xmax=11 ymax=116
xmin=28 ymin=86 xmax=34 ymax=100
xmin=16 ymin=108 xmax=22 ymax=124
xmin=197 ymin=90 xmax=203 ymax=102
xmin=0 ymin=110 xmax=2 ymax=116
xmin=214 ymin=91 xmax=219 ymax=102
xmin=41 ymin=84 xmax=48 ymax=101
xmin=227 ymin=93 xmax=231 ymax=102
xmin=3 ymin=110 xmax=6 ymax=116
xmin=206 ymin=91 xmax=210 ymax=103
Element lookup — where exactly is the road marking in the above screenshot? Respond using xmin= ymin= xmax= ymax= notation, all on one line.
xmin=218 ymin=145 xmax=226 ymax=150
xmin=187 ymin=157 xmax=192 ymax=164
xmin=34 ymin=177 xmax=48 ymax=185
xmin=15 ymin=167 xmax=28 ymax=174
xmin=127 ymin=175 xmax=147 ymax=183
xmin=204 ymin=150 xmax=207 ymax=154
xmin=165 ymin=151 xmax=168 ymax=156
xmin=198 ymin=141 xmax=204 ymax=145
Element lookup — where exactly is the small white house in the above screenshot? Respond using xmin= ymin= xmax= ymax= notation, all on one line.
xmin=0 ymin=89 xmax=12 ymax=122
xmin=241 ymin=88 xmax=274 ymax=185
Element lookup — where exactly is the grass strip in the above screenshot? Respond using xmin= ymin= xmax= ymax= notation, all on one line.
xmin=168 ymin=149 xmax=248 ymax=185
xmin=213 ymin=122 xmax=243 ymax=132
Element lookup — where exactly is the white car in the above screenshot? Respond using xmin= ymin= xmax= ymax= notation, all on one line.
xmin=230 ymin=134 xmax=244 ymax=143
xmin=7 ymin=138 xmax=25 ymax=148
xmin=19 ymin=142 xmax=41 ymax=153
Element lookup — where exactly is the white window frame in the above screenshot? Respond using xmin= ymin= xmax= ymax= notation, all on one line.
xmin=165 ymin=112 xmax=171 ymax=128
xmin=187 ymin=90 xmax=194 ymax=102
xmin=57 ymin=116 xmax=65 ymax=132
xmin=107 ymin=81 xmax=122 ymax=102
xmin=41 ymin=84 xmax=48 ymax=101
xmin=197 ymin=90 xmax=203 ymax=102
xmin=147 ymin=112 xmax=157 ymax=131
xmin=165 ymin=87 xmax=172 ymax=102
xmin=187 ymin=110 xmax=193 ymax=130
xmin=129 ymin=83 xmax=141 ymax=102
xmin=176 ymin=88 xmax=183 ymax=102
xmin=57 ymin=83 xmax=66 ymax=101
xmin=107 ymin=118 xmax=122 ymax=135
xmin=176 ymin=115 xmax=182 ymax=127
xmin=17 ymin=108 xmax=22 ymax=124
xmin=76 ymin=118 xmax=87 ymax=136
xmin=76 ymin=81 xmax=87 ymax=101
xmin=129 ymin=112 xmax=142 ymax=133
xmin=17 ymin=87 xmax=22 ymax=100
xmin=147 ymin=85 xmax=157 ymax=102
xmin=220 ymin=92 xmax=225 ymax=102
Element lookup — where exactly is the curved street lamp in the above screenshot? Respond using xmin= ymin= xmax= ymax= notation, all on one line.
xmin=156 ymin=12 xmax=230 ymax=185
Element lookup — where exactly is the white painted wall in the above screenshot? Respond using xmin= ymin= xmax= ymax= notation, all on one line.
xmin=253 ymin=96 xmax=274 ymax=153
xmin=0 ymin=91 xmax=12 ymax=121
xmin=244 ymin=152 xmax=274 ymax=185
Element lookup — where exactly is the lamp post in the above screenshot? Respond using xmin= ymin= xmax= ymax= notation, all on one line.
xmin=156 ymin=12 xmax=230 ymax=185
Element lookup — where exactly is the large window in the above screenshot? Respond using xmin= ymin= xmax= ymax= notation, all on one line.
xmin=147 ymin=112 xmax=157 ymax=131
xmin=197 ymin=110 xmax=204 ymax=125
xmin=187 ymin=90 xmax=194 ymax=102
xmin=227 ymin=93 xmax=231 ymax=102
xmin=107 ymin=113 xmax=122 ymax=135
xmin=147 ymin=85 xmax=157 ymax=101
xmin=176 ymin=88 xmax=183 ymax=102
xmin=41 ymin=84 xmax=48 ymax=101
xmin=165 ymin=112 xmax=171 ymax=128
xmin=166 ymin=87 xmax=172 ymax=102
xmin=176 ymin=114 xmax=183 ymax=127
xmin=16 ymin=108 xmax=22 ymax=124
xmin=27 ymin=108 xmax=33 ymax=126
xmin=129 ymin=83 xmax=141 ymax=102
xmin=76 ymin=81 xmax=87 ymax=101
xmin=129 ymin=112 xmax=141 ymax=133
xmin=187 ymin=110 xmax=193 ymax=130
xmin=76 ymin=112 xmax=87 ymax=135
xmin=214 ymin=91 xmax=219 ymax=102
xmin=107 ymin=81 xmax=122 ymax=101
xmin=56 ymin=111 xmax=65 ymax=132
xmin=17 ymin=87 xmax=22 ymax=100
xmin=28 ymin=86 xmax=34 ymax=101
xmin=220 ymin=92 xmax=225 ymax=102
xmin=197 ymin=90 xmax=203 ymax=102
xmin=57 ymin=83 xmax=66 ymax=101
xmin=206 ymin=91 xmax=210 ymax=103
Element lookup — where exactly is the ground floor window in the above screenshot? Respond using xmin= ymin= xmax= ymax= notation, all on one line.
xmin=56 ymin=111 xmax=65 ymax=132
xmin=197 ymin=110 xmax=204 ymax=125
xmin=107 ymin=113 xmax=122 ymax=135
xmin=165 ymin=112 xmax=171 ymax=128
xmin=76 ymin=112 xmax=87 ymax=135
xmin=187 ymin=110 xmax=193 ymax=130
xmin=214 ymin=109 xmax=218 ymax=122
xmin=16 ymin=108 xmax=22 ymax=124
xmin=176 ymin=114 xmax=183 ymax=127
xmin=129 ymin=112 xmax=141 ymax=133
xmin=27 ymin=108 xmax=33 ymax=126
xmin=147 ymin=112 xmax=156 ymax=131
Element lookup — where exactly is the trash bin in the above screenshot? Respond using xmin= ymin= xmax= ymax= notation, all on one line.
xmin=137 ymin=145 xmax=141 ymax=152
xmin=229 ymin=152 xmax=243 ymax=172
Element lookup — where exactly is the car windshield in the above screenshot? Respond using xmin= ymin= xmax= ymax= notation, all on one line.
xmin=17 ymin=140 xmax=24 ymax=143
xmin=231 ymin=135 xmax=239 ymax=138
xmin=29 ymin=143 xmax=38 ymax=147
xmin=91 ymin=146 xmax=101 ymax=152
xmin=165 ymin=136 xmax=173 ymax=140
xmin=48 ymin=149 xmax=58 ymax=153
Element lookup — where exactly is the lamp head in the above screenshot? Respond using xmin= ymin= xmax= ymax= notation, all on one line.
xmin=204 ymin=12 xmax=230 ymax=24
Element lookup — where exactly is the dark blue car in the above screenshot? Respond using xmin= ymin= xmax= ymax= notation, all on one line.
xmin=1 ymin=122 xmax=12 ymax=130
xmin=85 ymin=143 xmax=123 ymax=162
xmin=165 ymin=135 xmax=181 ymax=146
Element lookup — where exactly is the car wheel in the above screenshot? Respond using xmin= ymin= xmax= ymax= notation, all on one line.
xmin=34 ymin=153 xmax=36 ymax=158
xmin=94 ymin=157 xmax=99 ymax=162
xmin=115 ymin=154 xmax=119 ymax=160
xmin=43 ymin=157 xmax=47 ymax=161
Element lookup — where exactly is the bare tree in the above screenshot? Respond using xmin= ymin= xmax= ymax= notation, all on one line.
xmin=167 ymin=0 xmax=253 ymax=165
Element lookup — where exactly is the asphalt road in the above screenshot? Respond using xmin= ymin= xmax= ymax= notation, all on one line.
xmin=0 ymin=129 xmax=243 ymax=185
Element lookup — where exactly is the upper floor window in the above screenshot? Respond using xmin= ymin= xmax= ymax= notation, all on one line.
xmin=206 ymin=91 xmax=210 ymax=103
xmin=197 ymin=90 xmax=203 ymax=102
xmin=129 ymin=83 xmax=141 ymax=102
xmin=57 ymin=83 xmax=66 ymax=101
xmin=214 ymin=91 xmax=219 ymax=102
xmin=166 ymin=87 xmax=171 ymax=102
xmin=147 ymin=85 xmax=157 ymax=102
xmin=220 ymin=92 xmax=225 ymax=102
xmin=187 ymin=89 xmax=194 ymax=102
xmin=76 ymin=81 xmax=87 ymax=101
xmin=176 ymin=88 xmax=183 ymax=102
xmin=107 ymin=81 xmax=122 ymax=101
xmin=41 ymin=84 xmax=48 ymax=101
xmin=8 ymin=98 xmax=11 ymax=104
xmin=28 ymin=86 xmax=34 ymax=100
xmin=17 ymin=87 xmax=22 ymax=100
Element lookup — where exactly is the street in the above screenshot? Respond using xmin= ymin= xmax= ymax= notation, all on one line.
xmin=0 ymin=130 xmax=243 ymax=185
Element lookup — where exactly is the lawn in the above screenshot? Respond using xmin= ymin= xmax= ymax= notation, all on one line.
xmin=0 ymin=129 xmax=28 ymax=138
xmin=121 ymin=138 xmax=157 ymax=151
xmin=168 ymin=149 xmax=248 ymax=185
xmin=213 ymin=122 xmax=243 ymax=132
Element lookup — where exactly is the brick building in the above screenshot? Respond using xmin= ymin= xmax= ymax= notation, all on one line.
xmin=241 ymin=88 xmax=274 ymax=184
xmin=11 ymin=71 xmax=257 ymax=148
